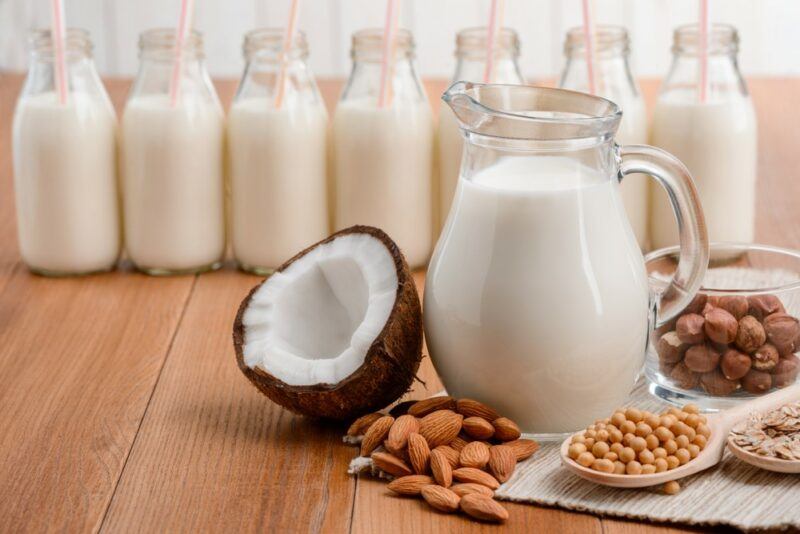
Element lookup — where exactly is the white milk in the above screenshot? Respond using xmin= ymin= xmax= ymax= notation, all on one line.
xmin=13 ymin=92 xmax=120 ymax=274
xmin=121 ymin=94 xmax=225 ymax=272
xmin=650 ymin=93 xmax=757 ymax=249
xmin=425 ymin=156 xmax=650 ymax=434
xmin=332 ymin=99 xmax=433 ymax=268
xmin=228 ymin=99 xmax=329 ymax=272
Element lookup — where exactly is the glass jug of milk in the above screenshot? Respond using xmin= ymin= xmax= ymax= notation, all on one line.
xmin=332 ymin=29 xmax=434 ymax=269
xmin=650 ymin=24 xmax=757 ymax=249
xmin=425 ymin=83 xmax=709 ymax=435
xmin=13 ymin=29 xmax=120 ymax=275
xmin=228 ymin=29 xmax=329 ymax=274
xmin=560 ymin=26 xmax=649 ymax=250
xmin=438 ymin=28 xmax=524 ymax=231
xmin=121 ymin=29 xmax=225 ymax=275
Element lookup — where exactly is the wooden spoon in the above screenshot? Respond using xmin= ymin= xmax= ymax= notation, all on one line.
xmin=727 ymin=423 xmax=800 ymax=474
xmin=560 ymin=383 xmax=800 ymax=488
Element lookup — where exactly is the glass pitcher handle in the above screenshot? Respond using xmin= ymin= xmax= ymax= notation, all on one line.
xmin=618 ymin=144 xmax=710 ymax=327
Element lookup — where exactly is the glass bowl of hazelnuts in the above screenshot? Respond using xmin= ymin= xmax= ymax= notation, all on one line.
xmin=645 ymin=243 xmax=800 ymax=410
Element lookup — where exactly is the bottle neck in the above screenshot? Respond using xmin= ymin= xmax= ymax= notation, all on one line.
xmin=451 ymin=27 xmax=523 ymax=84
xmin=138 ymin=28 xmax=204 ymax=62
xmin=28 ymin=28 xmax=93 ymax=63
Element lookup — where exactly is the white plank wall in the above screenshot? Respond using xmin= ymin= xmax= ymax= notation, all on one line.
xmin=1 ymin=0 xmax=798 ymax=80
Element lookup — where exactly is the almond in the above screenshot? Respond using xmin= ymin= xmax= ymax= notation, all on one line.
xmin=462 ymin=417 xmax=495 ymax=440
xmin=492 ymin=417 xmax=521 ymax=441
xmin=459 ymin=441 xmax=490 ymax=469
xmin=430 ymin=448 xmax=453 ymax=487
xmin=407 ymin=432 xmax=431 ymax=474
xmin=347 ymin=412 xmax=383 ymax=437
xmin=452 ymin=467 xmax=501 ymax=490
xmin=432 ymin=445 xmax=460 ymax=468
xmin=460 ymin=493 xmax=509 ymax=523
xmin=371 ymin=451 xmax=412 ymax=478
xmin=504 ymin=438 xmax=539 ymax=461
xmin=361 ymin=415 xmax=394 ymax=456
xmin=449 ymin=435 xmax=469 ymax=452
xmin=419 ymin=410 xmax=463 ymax=447
xmin=420 ymin=485 xmax=460 ymax=513
xmin=488 ymin=445 xmax=516 ymax=483
xmin=456 ymin=398 xmax=500 ymax=421
xmin=386 ymin=475 xmax=433 ymax=496
xmin=385 ymin=414 xmax=419 ymax=454
xmin=450 ymin=483 xmax=495 ymax=498
xmin=407 ymin=396 xmax=456 ymax=417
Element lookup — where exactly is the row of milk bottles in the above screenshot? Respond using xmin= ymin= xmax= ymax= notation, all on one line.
xmin=13 ymin=24 xmax=756 ymax=276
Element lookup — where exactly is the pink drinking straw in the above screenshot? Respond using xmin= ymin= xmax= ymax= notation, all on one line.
xmin=377 ymin=0 xmax=401 ymax=108
xmin=168 ymin=0 xmax=196 ymax=107
xmin=274 ymin=0 xmax=302 ymax=109
xmin=50 ymin=0 xmax=68 ymax=104
xmin=482 ymin=0 xmax=504 ymax=83
xmin=698 ymin=0 xmax=710 ymax=103
xmin=581 ymin=0 xmax=597 ymax=95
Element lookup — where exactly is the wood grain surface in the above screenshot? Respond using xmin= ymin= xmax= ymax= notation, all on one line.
xmin=0 ymin=71 xmax=795 ymax=533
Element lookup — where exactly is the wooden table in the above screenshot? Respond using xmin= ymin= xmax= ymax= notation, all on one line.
xmin=1 ymin=72 xmax=797 ymax=533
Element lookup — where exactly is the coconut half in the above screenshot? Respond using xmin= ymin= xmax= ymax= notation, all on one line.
xmin=233 ymin=226 xmax=423 ymax=420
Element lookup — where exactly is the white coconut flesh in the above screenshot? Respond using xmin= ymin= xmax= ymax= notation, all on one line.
xmin=242 ymin=233 xmax=399 ymax=386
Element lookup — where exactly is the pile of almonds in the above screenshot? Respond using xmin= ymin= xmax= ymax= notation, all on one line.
xmin=656 ymin=294 xmax=800 ymax=396
xmin=346 ymin=396 xmax=539 ymax=523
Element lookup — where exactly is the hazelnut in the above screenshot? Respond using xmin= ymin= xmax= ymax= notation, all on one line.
xmin=734 ymin=316 xmax=766 ymax=354
xmin=773 ymin=355 xmax=800 ymax=388
xmin=701 ymin=302 xmax=715 ymax=316
xmin=654 ymin=317 xmax=678 ymax=340
xmin=676 ymin=314 xmax=706 ymax=344
xmin=753 ymin=343 xmax=780 ymax=371
xmin=656 ymin=332 xmax=688 ymax=363
xmin=748 ymin=294 xmax=785 ymax=321
xmin=659 ymin=360 xmax=677 ymax=377
xmin=741 ymin=369 xmax=772 ymax=394
xmin=703 ymin=307 xmax=738 ymax=344
xmin=700 ymin=369 xmax=739 ymax=396
xmin=720 ymin=349 xmax=752 ymax=380
xmin=684 ymin=293 xmax=708 ymax=315
xmin=717 ymin=296 xmax=749 ymax=320
xmin=684 ymin=344 xmax=721 ymax=373
xmin=669 ymin=362 xmax=700 ymax=390
xmin=763 ymin=313 xmax=800 ymax=355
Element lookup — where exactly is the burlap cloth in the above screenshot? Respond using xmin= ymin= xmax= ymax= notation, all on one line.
xmin=348 ymin=268 xmax=800 ymax=531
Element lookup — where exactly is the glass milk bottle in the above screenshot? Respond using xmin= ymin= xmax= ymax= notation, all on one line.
xmin=438 ymin=28 xmax=524 ymax=229
xmin=332 ymin=29 xmax=434 ymax=269
xmin=121 ymin=29 xmax=225 ymax=275
xmin=560 ymin=26 xmax=649 ymax=249
xmin=12 ymin=29 xmax=120 ymax=275
xmin=650 ymin=24 xmax=757 ymax=249
xmin=228 ymin=30 xmax=329 ymax=274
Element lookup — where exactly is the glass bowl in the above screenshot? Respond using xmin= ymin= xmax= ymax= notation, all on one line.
xmin=646 ymin=242 xmax=800 ymax=411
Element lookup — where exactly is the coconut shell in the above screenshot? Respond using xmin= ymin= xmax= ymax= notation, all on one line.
xmin=232 ymin=225 xmax=424 ymax=420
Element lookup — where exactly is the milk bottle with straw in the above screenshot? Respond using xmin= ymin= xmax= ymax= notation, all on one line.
xmin=438 ymin=25 xmax=524 ymax=230
xmin=650 ymin=4 xmax=757 ymax=249
xmin=12 ymin=10 xmax=120 ymax=275
xmin=332 ymin=2 xmax=434 ymax=269
xmin=121 ymin=11 xmax=225 ymax=274
xmin=229 ymin=22 xmax=329 ymax=274
xmin=559 ymin=24 xmax=650 ymax=249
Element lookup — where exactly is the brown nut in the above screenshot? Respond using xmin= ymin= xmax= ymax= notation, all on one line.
xmin=676 ymin=314 xmax=706 ymax=344
xmin=654 ymin=317 xmax=678 ymax=339
xmin=748 ymin=295 xmax=785 ymax=321
xmin=735 ymin=316 xmax=767 ymax=354
xmin=703 ymin=307 xmax=739 ymax=344
xmin=753 ymin=343 xmax=780 ymax=371
xmin=669 ymin=362 xmax=700 ymax=390
xmin=656 ymin=332 xmax=688 ymax=363
xmin=659 ymin=360 xmax=678 ymax=376
xmin=741 ymin=369 xmax=772 ymax=394
xmin=684 ymin=344 xmax=721 ymax=373
xmin=763 ymin=313 xmax=800 ymax=355
xmin=773 ymin=355 xmax=800 ymax=388
xmin=684 ymin=293 xmax=708 ymax=315
xmin=720 ymin=349 xmax=752 ymax=380
xmin=700 ymin=369 xmax=739 ymax=396
xmin=717 ymin=296 xmax=749 ymax=320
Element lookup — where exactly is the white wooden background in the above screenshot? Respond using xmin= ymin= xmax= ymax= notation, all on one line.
xmin=1 ymin=0 xmax=799 ymax=80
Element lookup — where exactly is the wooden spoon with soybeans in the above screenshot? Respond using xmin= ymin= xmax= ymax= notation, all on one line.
xmin=560 ymin=383 xmax=800 ymax=488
